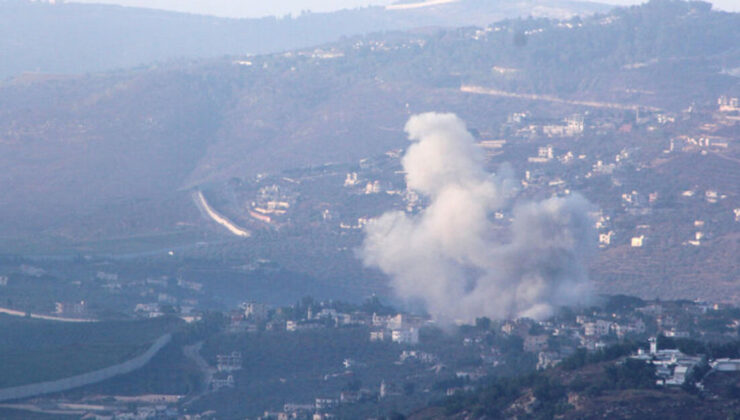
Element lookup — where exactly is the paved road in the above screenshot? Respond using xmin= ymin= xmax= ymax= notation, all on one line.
xmin=0 ymin=307 xmax=96 ymax=323
xmin=193 ymin=191 xmax=251 ymax=238
xmin=461 ymin=85 xmax=662 ymax=112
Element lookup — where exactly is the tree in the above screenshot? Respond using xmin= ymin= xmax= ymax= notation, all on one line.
xmin=475 ymin=317 xmax=491 ymax=331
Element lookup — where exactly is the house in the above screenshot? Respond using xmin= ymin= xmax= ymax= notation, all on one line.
xmin=663 ymin=329 xmax=689 ymax=338
xmin=537 ymin=351 xmax=562 ymax=370
xmin=344 ymin=172 xmax=359 ymax=186
xmin=529 ymin=145 xmax=554 ymax=163
xmin=712 ymin=359 xmax=740 ymax=372
xmin=399 ymin=350 xmax=438 ymax=364
xmin=599 ymin=231 xmax=614 ymax=247
xmin=666 ymin=365 xmax=690 ymax=386
xmin=456 ymin=369 xmax=486 ymax=381
xmin=501 ymin=319 xmax=534 ymax=336
xmin=392 ymin=328 xmax=419 ymax=345
xmin=718 ymin=95 xmax=740 ymax=112
xmin=370 ymin=330 xmax=388 ymax=341
xmin=372 ymin=313 xmax=391 ymax=328
xmin=286 ymin=320 xmax=324 ymax=332
xmin=283 ymin=403 xmax=314 ymax=413
xmin=584 ymin=320 xmax=612 ymax=337
xmin=217 ymin=352 xmax=242 ymax=372
xmin=55 ymin=300 xmax=87 ymax=316
xmin=364 ymin=181 xmax=381 ymax=194
xmin=379 ymin=380 xmax=402 ymax=399
xmin=631 ymin=235 xmax=645 ymax=247
xmin=387 ymin=313 xmax=424 ymax=330
xmin=210 ymin=375 xmax=235 ymax=391
xmin=243 ymin=302 xmax=268 ymax=320
xmin=340 ymin=391 xmax=360 ymax=404
xmin=614 ymin=319 xmax=646 ymax=339
xmin=315 ymin=398 xmax=338 ymax=410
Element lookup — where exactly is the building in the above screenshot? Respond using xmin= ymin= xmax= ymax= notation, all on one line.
xmin=528 ymin=145 xmax=554 ymax=163
xmin=243 ymin=302 xmax=269 ymax=320
xmin=392 ymin=328 xmax=419 ymax=344
xmin=55 ymin=300 xmax=88 ymax=316
xmin=599 ymin=231 xmax=614 ymax=247
xmin=712 ymin=359 xmax=740 ymax=372
xmin=718 ymin=95 xmax=740 ymax=112
xmin=344 ymin=172 xmax=359 ymax=186
xmin=217 ymin=352 xmax=242 ymax=372
xmin=663 ymin=329 xmax=689 ymax=338
xmin=584 ymin=320 xmax=612 ymax=337
xmin=537 ymin=351 xmax=562 ymax=370
xmin=631 ymin=235 xmax=645 ymax=247
xmin=315 ymin=398 xmax=338 ymax=410
xmin=633 ymin=337 xmax=703 ymax=386
xmin=340 ymin=391 xmax=360 ymax=404
xmin=210 ymin=375 xmax=235 ymax=391
xmin=370 ymin=330 xmax=388 ymax=341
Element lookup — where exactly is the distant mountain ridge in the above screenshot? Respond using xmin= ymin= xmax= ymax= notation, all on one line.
xmin=0 ymin=0 xmax=610 ymax=79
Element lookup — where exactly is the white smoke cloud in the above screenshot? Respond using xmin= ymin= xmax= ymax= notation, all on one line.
xmin=361 ymin=112 xmax=595 ymax=323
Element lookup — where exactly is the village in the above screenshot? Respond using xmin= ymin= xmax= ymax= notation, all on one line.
xmin=0 ymin=89 xmax=736 ymax=418
xmin=137 ymin=294 xmax=740 ymax=419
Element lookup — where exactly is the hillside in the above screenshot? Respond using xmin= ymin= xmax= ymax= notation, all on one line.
xmin=411 ymin=342 xmax=740 ymax=419
xmin=0 ymin=1 xmax=737 ymax=305
xmin=0 ymin=315 xmax=181 ymax=388
xmin=0 ymin=0 xmax=609 ymax=79
xmin=0 ymin=0 xmax=737 ymax=238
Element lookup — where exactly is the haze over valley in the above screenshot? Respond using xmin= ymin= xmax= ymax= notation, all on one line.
xmin=0 ymin=1 xmax=738 ymax=418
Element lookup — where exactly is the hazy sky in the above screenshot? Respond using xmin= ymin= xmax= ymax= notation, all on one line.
xmin=69 ymin=0 xmax=740 ymax=18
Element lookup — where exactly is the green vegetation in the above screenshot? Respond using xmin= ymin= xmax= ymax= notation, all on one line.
xmin=560 ymin=342 xmax=638 ymax=371
xmin=441 ymin=342 xmax=656 ymax=418
xmin=0 ymin=315 xmax=182 ymax=388
xmin=604 ymin=359 xmax=657 ymax=390
xmin=658 ymin=335 xmax=740 ymax=359
xmin=443 ymin=373 xmax=571 ymax=419
xmin=194 ymin=327 xmax=407 ymax=417
xmin=72 ymin=339 xmax=203 ymax=396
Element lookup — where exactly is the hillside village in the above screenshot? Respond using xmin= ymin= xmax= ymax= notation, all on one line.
xmin=4 ymin=293 xmax=740 ymax=419
xmin=0 ymin=1 xmax=738 ymax=418
xmin=199 ymin=88 xmax=738 ymax=304
xmin=0 ymin=85 xmax=736 ymax=417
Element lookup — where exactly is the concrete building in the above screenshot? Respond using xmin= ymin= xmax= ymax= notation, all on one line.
xmin=243 ymin=302 xmax=269 ymax=320
xmin=391 ymin=328 xmax=419 ymax=345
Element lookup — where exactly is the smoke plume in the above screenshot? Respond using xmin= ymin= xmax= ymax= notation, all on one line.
xmin=361 ymin=113 xmax=595 ymax=323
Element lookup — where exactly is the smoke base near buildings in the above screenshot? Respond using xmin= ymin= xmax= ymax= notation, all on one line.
xmin=361 ymin=112 xmax=595 ymax=323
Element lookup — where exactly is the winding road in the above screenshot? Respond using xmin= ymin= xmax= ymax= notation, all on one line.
xmin=192 ymin=191 xmax=251 ymax=238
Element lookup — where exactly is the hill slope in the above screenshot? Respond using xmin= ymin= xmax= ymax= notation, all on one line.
xmin=0 ymin=0 xmax=609 ymax=79
xmin=1 ymin=0 xmax=737 ymax=237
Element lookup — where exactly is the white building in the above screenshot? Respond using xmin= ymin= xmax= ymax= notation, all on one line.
xmin=631 ymin=235 xmax=645 ymax=247
xmin=392 ymin=328 xmax=419 ymax=345
xmin=712 ymin=358 xmax=740 ymax=372
xmin=243 ymin=302 xmax=268 ymax=320
xmin=584 ymin=320 xmax=612 ymax=337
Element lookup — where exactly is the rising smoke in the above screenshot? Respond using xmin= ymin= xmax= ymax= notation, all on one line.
xmin=361 ymin=112 xmax=595 ymax=323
